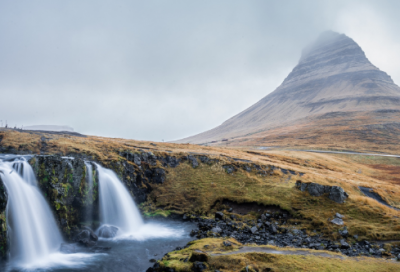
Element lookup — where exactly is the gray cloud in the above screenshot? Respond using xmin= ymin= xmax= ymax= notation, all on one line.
xmin=1 ymin=0 xmax=399 ymax=141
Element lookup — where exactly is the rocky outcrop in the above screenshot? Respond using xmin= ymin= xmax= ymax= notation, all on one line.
xmin=0 ymin=177 xmax=7 ymax=260
xmin=295 ymin=180 xmax=349 ymax=203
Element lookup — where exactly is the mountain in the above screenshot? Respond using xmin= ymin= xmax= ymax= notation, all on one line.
xmin=178 ymin=31 xmax=400 ymax=152
xmin=24 ymin=125 xmax=74 ymax=132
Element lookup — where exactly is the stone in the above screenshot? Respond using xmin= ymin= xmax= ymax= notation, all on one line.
xmin=192 ymin=262 xmax=207 ymax=272
xmin=269 ymin=224 xmax=278 ymax=234
xmin=340 ymin=239 xmax=350 ymax=249
xmin=98 ymin=225 xmax=119 ymax=238
xmin=211 ymin=226 xmax=222 ymax=234
xmin=250 ymin=226 xmax=258 ymax=234
xmin=82 ymin=226 xmax=98 ymax=241
xmin=223 ymin=241 xmax=232 ymax=247
xmin=331 ymin=218 xmax=344 ymax=226
xmin=328 ymin=186 xmax=349 ymax=204
xmin=60 ymin=243 xmax=76 ymax=254
xmin=189 ymin=250 xmax=209 ymax=262
xmin=222 ymin=165 xmax=235 ymax=174
xmin=215 ymin=212 xmax=224 ymax=220
xmin=339 ymin=227 xmax=348 ymax=237
xmin=188 ymin=156 xmax=199 ymax=168
xmin=307 ymin=183 xmax=327 ymax=197
xmin=335 ymin=213 xmax=344 ymax=219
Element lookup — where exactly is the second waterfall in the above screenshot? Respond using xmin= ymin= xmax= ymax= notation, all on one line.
xmin=96 ymin=164 xmax=144 ymax=237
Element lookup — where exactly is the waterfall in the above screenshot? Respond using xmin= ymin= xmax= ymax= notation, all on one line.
xmin=0 ymin=158 xmax=63 ymax=266
xmin=84 ymin=162 xmax=94 ymax=223
xmin=11 ymin=157 xmax=37 ymax=186
xmin=96 ymin=164 xmax=143 ymax=235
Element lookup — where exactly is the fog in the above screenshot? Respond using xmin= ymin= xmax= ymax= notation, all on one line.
xmin=1 ymin=0 xmax=399 ymax=141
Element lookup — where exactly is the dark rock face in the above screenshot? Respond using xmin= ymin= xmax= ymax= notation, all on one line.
xmin=98 ymin=225 xmax=119 ymax=238
xmin=295 ymin=181 xmax=348 ymax=204
xmin=0 ymin=177 xmax=7 ymax=259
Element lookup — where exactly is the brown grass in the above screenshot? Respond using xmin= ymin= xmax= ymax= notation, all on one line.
xmin=156 ymin=238 xmax=400 ymax=272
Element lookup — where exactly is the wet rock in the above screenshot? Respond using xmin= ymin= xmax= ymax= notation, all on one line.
xmin=98 ymin=225 xmax=119 ymax=238
xmin=60 ymin=243 xmax=77 ymax=254
xmin=82 ymin=226 xmax=98 ymax=241
xmin=189 ymin=250 xmax=209 ymax=262
xmin=149 ymin=258 xmax=156 ymax=263
xmin=192 ymin=262 xmax=207 ymax=272
xmin=328 ymin=186 xmax=349 ymax=204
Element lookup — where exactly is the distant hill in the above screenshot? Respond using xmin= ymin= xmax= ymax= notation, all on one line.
xmin=177 ymin=31 xmax=400 ymax=153
xmin=24 ymin=125 xmax=74 ymax=132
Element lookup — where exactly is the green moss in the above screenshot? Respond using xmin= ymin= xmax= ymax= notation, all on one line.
xmin=143 ymin=209 xmax=172 ymax=218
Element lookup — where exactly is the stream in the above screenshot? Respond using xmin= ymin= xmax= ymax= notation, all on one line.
xmin=0 ymin=219 xmax=195 ymax=272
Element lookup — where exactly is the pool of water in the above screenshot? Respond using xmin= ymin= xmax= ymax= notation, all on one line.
xmin=1 ymin=219 xmax=196 ymax=272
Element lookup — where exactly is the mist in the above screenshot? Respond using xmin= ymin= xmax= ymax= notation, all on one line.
xmin=1 ymin=0 xmax=399 ymax=141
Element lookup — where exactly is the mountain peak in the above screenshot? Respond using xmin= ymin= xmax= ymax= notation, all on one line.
xmin=177 ymin=31 xmax=400 ymax=145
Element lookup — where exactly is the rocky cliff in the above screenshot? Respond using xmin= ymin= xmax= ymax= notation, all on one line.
xmin=178 ymin=31 xmax=400 ymax=145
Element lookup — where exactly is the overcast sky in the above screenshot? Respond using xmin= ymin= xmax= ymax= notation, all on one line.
xmin=1 ymin=0 xmax=399 ymax=141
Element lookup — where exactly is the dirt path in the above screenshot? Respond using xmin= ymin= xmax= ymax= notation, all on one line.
xmin=211 ymin=246 xmax=345 ymax=259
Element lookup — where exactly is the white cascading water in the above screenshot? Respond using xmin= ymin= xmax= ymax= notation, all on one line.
xmin=0 ymin=158 xmax=63 ymax=266
xmin=96 ymin=164 xmax=143 ymax=235
xmin=84 ymin=162 xmax=94 ymax=222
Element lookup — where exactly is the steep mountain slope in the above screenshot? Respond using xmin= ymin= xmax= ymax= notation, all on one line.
xmin=178 ymin=31 xmax=400 ymax=149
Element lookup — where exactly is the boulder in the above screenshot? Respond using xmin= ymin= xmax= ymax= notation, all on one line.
xmin=328 ymin=186 xmax=349 ymax=204
xmin=331 ymin=218 xmax=344 ymax=226
xmin=82 ymin=226 xmax=98 ymax=241
xmin=98 ymin=225 xmax=119 ymax=238
xmin=307 ymin=183 xmax=327 ymax=197
xmin=250 ymin=226 xmax=258 ymax=234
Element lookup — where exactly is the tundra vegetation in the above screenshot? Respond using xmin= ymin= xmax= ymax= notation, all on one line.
xmin=0 ymin=129 xmax=399 ymax=271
